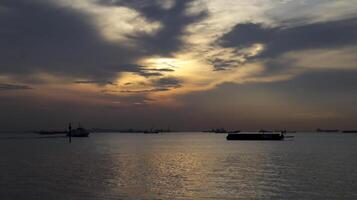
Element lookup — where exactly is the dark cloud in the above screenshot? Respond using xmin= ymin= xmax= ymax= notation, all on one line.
xmin=220 ymin=17 xmax=357 ymax=58
xmin=74 ymin=80 xmax=116 ymax=86
xmin=154 ymin=77 xmax=182 ymax=88
xmin=145 ymin=68 xmax=175 ymax=72
xmin=119 ymin=64 xmax=175 ymax=77
xmin=73 ymin=76 xmax=181 ymax=87
xmin=0 ymin=0 xmax=206 ymax=84
xmin=106 ymin=77 xmax=182 ymax=93
xmin=0 ymin=0 xmax=162 ymax=81
xmin=0 ymin=83 xmax=32 ymax=91
xmin=0 ymin=0 xmax=133 ymax=78
xmin=100 ymin=0 xmax=208 ymax=55
xmin=120 ymin=88 xmax=171 ymax=93
xmin=138 ymin=68 xmax=175 ymax=77
xmin=220 ymin=23 xmax=274 ymax=48
xmin=209 ymin=58 xmax=242 ymax=71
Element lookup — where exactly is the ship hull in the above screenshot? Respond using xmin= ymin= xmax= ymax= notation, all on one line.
xmin=37 ymin=131 xmax=68 ymax=135
xmin=67 ymin=130 xmax=90 ymax=137
xmin=68 ymin=133 xmax=89 ymax=137
xmin=226 ymin=133 xmax=284 ymax=140
xmin=342 ymin=130 xmax=357 ymax=133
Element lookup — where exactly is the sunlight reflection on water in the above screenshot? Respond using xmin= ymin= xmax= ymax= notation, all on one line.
xmin=0 ymin=133 xmax=357 ymax=199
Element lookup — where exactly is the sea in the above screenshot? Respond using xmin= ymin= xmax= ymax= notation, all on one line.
xmin=0 ymin=132 xmax=356 ymax=200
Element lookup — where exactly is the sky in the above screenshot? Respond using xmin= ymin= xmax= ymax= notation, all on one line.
xmin=1 ymin=0 xmax=357 ymax=131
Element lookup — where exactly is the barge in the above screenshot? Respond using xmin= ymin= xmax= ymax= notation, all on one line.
xmin=226 ymin=133 xmax=285 ymax=140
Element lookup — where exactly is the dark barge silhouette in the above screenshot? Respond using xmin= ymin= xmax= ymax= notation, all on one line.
xmin=342 ymin=130 xmax=357 ymax=133
xmin=226 ymin=133 xmax=285 ymax=140
xmin=35 ymin=123 xmax=90 ymax=137
xmin=35 ymin=130 xmax=68 ymax=135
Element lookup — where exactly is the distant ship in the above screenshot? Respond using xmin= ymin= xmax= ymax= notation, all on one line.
xmin=143 ymin=129 xmax=159 ymax=134
xmin=35 ymin=130 xmax=68 ymax=135
xmin=214 ymin=128 xmax=227 ymax=133
xmin=316 ymin=128 xmax=339 ymax=133
xmin=68 ymin=124 xmax=90 ymax=137
xmin=228 ymin=130 xmax=241 ymax=133
xmin=274 ymin=130 xmax=296 ymax=133
xmin=342 ymin=130 xmax=357 ymax=133
xmin=208 ymin=129 xmax=241 ymax=133
xmin=259 ymin=129 xmax=274 ymax=133
xmin=227 ymin=133 xmax=285 ymax=140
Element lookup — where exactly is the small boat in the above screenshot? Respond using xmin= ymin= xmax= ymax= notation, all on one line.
xmin=228 ymin=130 xmax=241 ymax=133
xmin=36 ymin=130 xmax=68 ymax=135
xmin=226 ymin=133 xmax=285 ymax=140
xmin=143 ymin=129 xmax=159 ymax=134
xmin=214 ymin=128 xmax=227 ymax=133
xmin=274 ymin=130 xmax=296 ymax=133
xmin=316 ymin=128 xmax=339 ymax=133
xmin=342 ymin=130 xmax=357 ymax=133
xmin=68 ymin=124 xmax=90 ymax=137
xmin=213 ymin=129 xmax=241 ymax=133
xmin=259 ymin=129 xmax=274 ymax=133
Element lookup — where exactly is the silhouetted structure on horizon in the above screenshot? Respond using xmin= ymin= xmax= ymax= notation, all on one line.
xmin=316 ymin=128 xmax=339 ymax=133
xmin=226 ymin=132 xmax=286 ymax=140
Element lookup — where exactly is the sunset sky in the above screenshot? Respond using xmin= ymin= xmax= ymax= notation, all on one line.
xmin=1 ymin=0 xmax=357 ymax=131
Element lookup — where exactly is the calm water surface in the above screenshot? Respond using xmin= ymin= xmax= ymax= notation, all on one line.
xmin=0 ymin=132 xmax=356 ymax=199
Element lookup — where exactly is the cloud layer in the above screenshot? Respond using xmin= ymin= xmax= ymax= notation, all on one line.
xmin=220 ymin=17 xmax=357 ymax=58
xmin=1 ymin=0 xmax=357 ymax=130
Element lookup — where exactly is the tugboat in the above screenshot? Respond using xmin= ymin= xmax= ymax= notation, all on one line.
xmin=68 ymin=123 xmax=90 ymax=137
